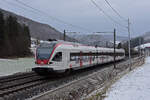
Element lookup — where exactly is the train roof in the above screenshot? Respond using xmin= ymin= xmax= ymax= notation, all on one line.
xmin=39 ymin=41 xmax=125 ymax=53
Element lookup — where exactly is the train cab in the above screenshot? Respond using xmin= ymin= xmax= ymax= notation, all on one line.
xmin=36 ymin=42 xmax=56 ymax=65
xmin=33 ymin=42 xmax=65 ymax=74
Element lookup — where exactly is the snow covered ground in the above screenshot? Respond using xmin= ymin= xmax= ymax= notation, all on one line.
xmin=0 ymin=57 xmax=35 ymax=76
xmin=104 ymin=57 xmax=150 ymax=100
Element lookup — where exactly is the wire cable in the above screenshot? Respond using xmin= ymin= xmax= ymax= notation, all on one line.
xmin=103 ymin=0 xmax=127 ymax=21
xmin=2 ymin=0 xmax=41 ymax=16
xmin=15 ymin=0 xmax=92 ymax=32
xmin=91 ymin=0 xmax=127 ymax=28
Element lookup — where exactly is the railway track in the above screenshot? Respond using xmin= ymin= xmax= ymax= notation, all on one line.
xmin=0 ymin=72 xmax=36 ymax=83
xmin=0 ymin=57 xmax=139 ymax=100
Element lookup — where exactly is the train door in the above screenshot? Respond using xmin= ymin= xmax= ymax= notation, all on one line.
xmin=63 ymin=50 xmax=69 ymax=68
xmin=51 ymin=52 xmax=64 ymax=68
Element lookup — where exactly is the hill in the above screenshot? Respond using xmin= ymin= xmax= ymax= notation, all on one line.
xmin=0 ymin=8 xmax=75 ymax=41
xmin=68 ymin=33 xmax=128 ymax=47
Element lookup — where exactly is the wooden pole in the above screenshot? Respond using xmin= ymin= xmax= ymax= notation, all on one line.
xmin=128 ymin=18 xmax=131 ymax=70
xmin=114 ymin=28 xmax=116 ymax=69
xmin=64 ymin=30 xmax=66 ymax=41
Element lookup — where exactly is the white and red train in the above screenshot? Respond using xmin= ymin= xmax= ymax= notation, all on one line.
xmin=32 ymin=41 xmax=125 ymax=74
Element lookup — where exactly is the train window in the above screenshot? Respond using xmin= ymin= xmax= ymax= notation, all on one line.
xmin=83 ymin=56 xmax=88 ymax=62
xmin=70 ymin=56 xmax=76 ymax=61
xmin=75 ymin=56 xmax=80 ymax=63
xmin=92 ymin=56 xmax=95 ymax=61
xmin=39 ymin=43 xmax=56 ymax=48
xmin=52 ymin=52 xmax=62 ymax=62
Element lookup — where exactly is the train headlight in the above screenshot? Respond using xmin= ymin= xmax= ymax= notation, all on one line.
xmin=41 ymin=62 xmax=44 ymax=64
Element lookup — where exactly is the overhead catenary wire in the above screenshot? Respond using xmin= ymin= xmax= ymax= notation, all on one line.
xmin=2 ymin=0 xmax=42 ymax=17
xmin=103 ymin=0 xmax=127 ymax=21
xmin=14 ymin=0 xmax=92 ymax=32
xmin=90 ymin=0 xmax=127 ymax=28
xmin=2 ymin=0 xmax=128 ymax=33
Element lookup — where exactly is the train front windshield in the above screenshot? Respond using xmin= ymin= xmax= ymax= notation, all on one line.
xmin=36 ymin=43 xmax=56 ymax=60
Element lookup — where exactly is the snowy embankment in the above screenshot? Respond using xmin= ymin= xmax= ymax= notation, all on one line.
xmin=104 ymin=57 xmax=150 ymax=100
xmin=0 ymin=47 xmax=36 ymax=76
xmin=0 ymin=58 xmax=35 ymax=76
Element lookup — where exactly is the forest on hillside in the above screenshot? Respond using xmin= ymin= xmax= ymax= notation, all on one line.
xmin=0 ymin=11 xmax=31 ymax=58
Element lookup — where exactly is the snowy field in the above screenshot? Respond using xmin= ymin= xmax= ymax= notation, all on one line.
xmin=0 ymin=57 xmax=35 ymax=76
xmin=104 ymin=57 xmax=150 ymax=100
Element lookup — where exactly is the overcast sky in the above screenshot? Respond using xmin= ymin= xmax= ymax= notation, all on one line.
xmin=0 ymin=0 xmax=150 ymax=37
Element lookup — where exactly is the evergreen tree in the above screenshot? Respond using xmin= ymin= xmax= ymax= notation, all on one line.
xmin=0 ymin=13 xmax=31 ymax=57
xmin=23 ymin=25 xmax=31 ymax=48
xmin=117 ymin=43 xmax=122 ymax=49
xmin=0 ymin=11 xmax=5 ymax=47
xmin=5 ymin=16 xmax=18 ymax=56
xmin=130 ymin=37 xmax=144 ymax=48
xmin=21 ymin=25 xmax=31 ymax=55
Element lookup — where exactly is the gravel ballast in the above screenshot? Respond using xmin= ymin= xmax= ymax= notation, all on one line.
xmin=30 ymin=57 xmax=145 ymax=100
